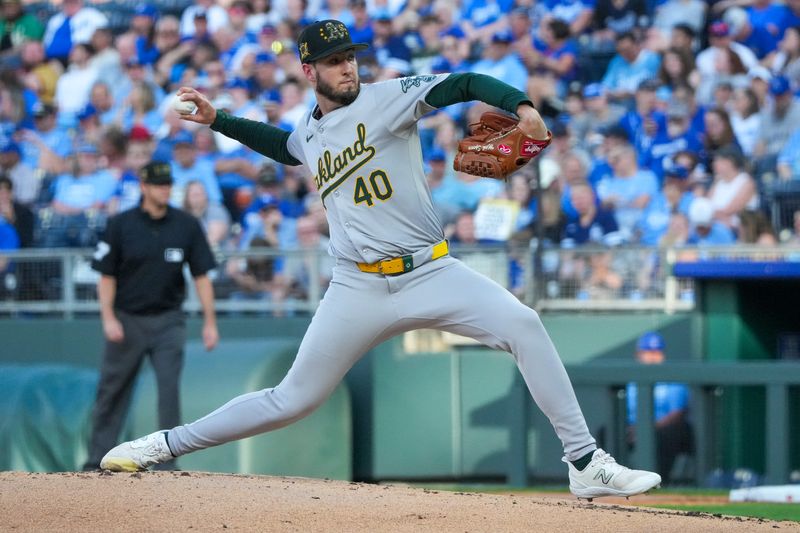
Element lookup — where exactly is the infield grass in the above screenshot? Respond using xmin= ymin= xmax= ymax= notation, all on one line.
xmin=647 ymin=503 xmax=800 ymax=523
xmin=413 ymin=484 xmax=800 ymax=523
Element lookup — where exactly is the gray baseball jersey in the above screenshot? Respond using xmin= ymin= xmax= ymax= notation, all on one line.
xmin=286 ymin=75 xmax=448 ymax=264
xmin=166 ymin=75 xmax=597 ymax=469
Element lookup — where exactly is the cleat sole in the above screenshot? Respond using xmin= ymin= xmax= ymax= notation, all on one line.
xmin=100 ymin=458 xmax=144 ymax=472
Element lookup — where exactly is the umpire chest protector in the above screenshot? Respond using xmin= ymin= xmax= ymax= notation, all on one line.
xmin=92 ymin=206 xmax=215 ymax=315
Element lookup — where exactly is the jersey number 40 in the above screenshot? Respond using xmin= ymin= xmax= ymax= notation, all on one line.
xmin=354 ymin=170 xmax=393 ymax=207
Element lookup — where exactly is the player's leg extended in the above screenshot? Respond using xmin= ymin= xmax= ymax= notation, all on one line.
xmin=101 ymin=262 xmax=399 ymax=470
xmin=394 ymin=257 xmax=661 ymax=497
xmin=394 ymin=257 xmax=595 ymax=460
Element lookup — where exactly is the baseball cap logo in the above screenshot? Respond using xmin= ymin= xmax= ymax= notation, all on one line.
xmin=321 ymin=21 xmax=348 ymax=42
xmin=299 ymin=42 xmax=310 ymax=60
xmin=498 ymin=144 xmax=512 ymax=155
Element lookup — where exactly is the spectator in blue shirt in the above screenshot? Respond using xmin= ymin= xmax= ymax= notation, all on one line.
xmin=0 ymin=175 xmax=34 ymax=249
xmin=460 ymin=0 xmax=513 ymax=45
xmin=777 ymin=125 xmax=800 ymax=180
xmin=586 ymin=123 xmax=632 ymax=187
xmin=18 ymin=102 xmax=71 ymax=177
xmin=601 ymin=31 xmax=661 ymax=103
xmin=426 ymin=149 xmax=464 ymax=227
xmin=569 ymin=83 xmax=627 ymax=147
xmin=559 ymin=149 xmax=595 ymax=219
xmin=42 ymin=0 xmax=108 ymax=65
xmin=686 ymin=196 xmax=736 ymax=245
xmin=596 ymin=143 xmax=659 ymax=240
xmin=523 ymin=18 xmax=579 ymax=98
xmin=240 ymin=164 xmax=298 ymax=248
xmin=637 ymin=165 xmax=694 ymax=245
xmin=347 ymin=0 xmax=373 ymax=47
xmin=316 ymin=0 xmax=355 ymax=28
xmin=541 ymin=0 xmax=595 ymax=36
xmin=249 ymin=52 xmax=280 ymax=96
xmin=169 ymin=131 xmax=222 ymax=208
xmin=89 ymin=81 xmax=120 ymax=127
xmin=370 ymin=10 xmax=412 ymax=67
xmin=44 ymin=143 xmax=115 ymax=247
xmin=740 ymin=0 xmax=792 ymax=59
xmin=626 ymin=331 xmax=693 ymax=485
xmin=132 ymin=4 xmax=160 ymax=65
xmin=0 ymin=213 xmax=19 ymax=278
xmin=643 ymin=103 xmax=703 ymax=180
xmin=618 ymin=79 xmax=668 ymax=164
xmin=120 ymin=81 xmax=162 ymax=135
xmin=561 ymin=182 xmax=620 ymax=246
xmin=430 ymin=33 xmax=471 ymax=75
xmin=471 ymin=30 xmax=529 ymax=91
xmin=213 ymin=144 xmax=262 ymax=221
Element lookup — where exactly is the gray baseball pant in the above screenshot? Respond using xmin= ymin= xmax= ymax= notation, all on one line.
xmin=168 ymin=257 xmax=596 ymax=461
xmin=85 ymin=309 xmax=186 ymax=469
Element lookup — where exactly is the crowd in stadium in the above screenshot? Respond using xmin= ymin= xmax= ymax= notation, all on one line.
xmin=2 ymin=0 xmax=800 ymax=271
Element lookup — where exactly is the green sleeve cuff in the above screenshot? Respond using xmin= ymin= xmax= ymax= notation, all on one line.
xmin=425 ymin=73 xmax=533 ymax=116
xmin=210 ymin=110 xmax=302 ymax=166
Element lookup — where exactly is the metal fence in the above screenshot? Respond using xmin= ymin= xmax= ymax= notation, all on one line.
xmin=2 ymin=244 xmax=800 ymax=317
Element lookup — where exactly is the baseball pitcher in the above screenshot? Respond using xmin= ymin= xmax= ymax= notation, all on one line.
xmin=100 ymin=19 xmax=661 ymax=500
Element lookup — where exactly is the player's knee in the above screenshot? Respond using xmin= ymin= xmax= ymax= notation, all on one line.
xmin=276 ymin=393 xmax=325 ymax=422
xmin=516 ymin=307 xmax=544 ymax=333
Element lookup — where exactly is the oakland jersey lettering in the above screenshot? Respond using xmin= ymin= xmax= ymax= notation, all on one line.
xmin=314 ymin=123 xmax=376 ymax=201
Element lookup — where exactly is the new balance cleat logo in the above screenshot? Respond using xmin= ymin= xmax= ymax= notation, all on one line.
xmin=594 ymin=468 xmax=614 ymax=485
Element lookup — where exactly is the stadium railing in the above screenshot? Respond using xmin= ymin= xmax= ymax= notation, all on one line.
xmin=2 ymin=244 xmax=800 ymax=317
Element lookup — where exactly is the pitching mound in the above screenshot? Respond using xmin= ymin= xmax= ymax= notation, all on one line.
xmin=1 ymin=471 xmax=796 ymax=532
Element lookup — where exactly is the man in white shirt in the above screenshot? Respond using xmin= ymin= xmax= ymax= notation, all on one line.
xmin=42 ymin=0 xmax=108 ymax=63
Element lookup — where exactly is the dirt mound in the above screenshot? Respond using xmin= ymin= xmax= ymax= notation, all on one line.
xmin=0 ymin=472 xmax=795 ymax=532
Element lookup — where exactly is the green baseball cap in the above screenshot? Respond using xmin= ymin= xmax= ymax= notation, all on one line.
xmin=297 ymin=19 xmax=368 ymax=63
xmin=140 ymin=161 xmax=174 ymax=185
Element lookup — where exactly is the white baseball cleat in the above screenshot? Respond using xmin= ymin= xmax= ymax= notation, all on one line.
xmin=100 ymin=431 xmax=175 ymax=472
xmin=565 ymin=448 xmax=661 ymax=500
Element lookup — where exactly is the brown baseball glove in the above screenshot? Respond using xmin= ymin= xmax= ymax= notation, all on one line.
xmin=453 ymin=111 xmax=552 ymax=179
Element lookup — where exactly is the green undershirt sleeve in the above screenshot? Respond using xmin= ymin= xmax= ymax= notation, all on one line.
xmin=425 ymin=73 xmax=534 ymax=115
xmin=209 ymin=110 xmax=302 ymax=166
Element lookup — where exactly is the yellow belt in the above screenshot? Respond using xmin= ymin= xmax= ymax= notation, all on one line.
xmin=357 ymin=241 xmax=449 ymax=275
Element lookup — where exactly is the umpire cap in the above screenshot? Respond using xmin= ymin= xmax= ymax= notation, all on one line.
xmin=297 ymin=20 xmax=368 ymax=63
xmin=140 ymin=161 xmax=174 ymax=185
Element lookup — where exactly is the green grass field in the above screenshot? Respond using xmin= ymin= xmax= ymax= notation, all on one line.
xmin=416 ymin=484 xmax=800 ymax=523
xmin=647 ymin=503 xmax=800 ymax=522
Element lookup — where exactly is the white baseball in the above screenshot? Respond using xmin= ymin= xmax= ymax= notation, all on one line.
xmin=172 ymin=95 xmax=197 ymax=115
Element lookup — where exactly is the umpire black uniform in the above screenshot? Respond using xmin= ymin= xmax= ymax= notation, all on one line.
xmin=83 ymin=161 xmax=219 ymax=470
